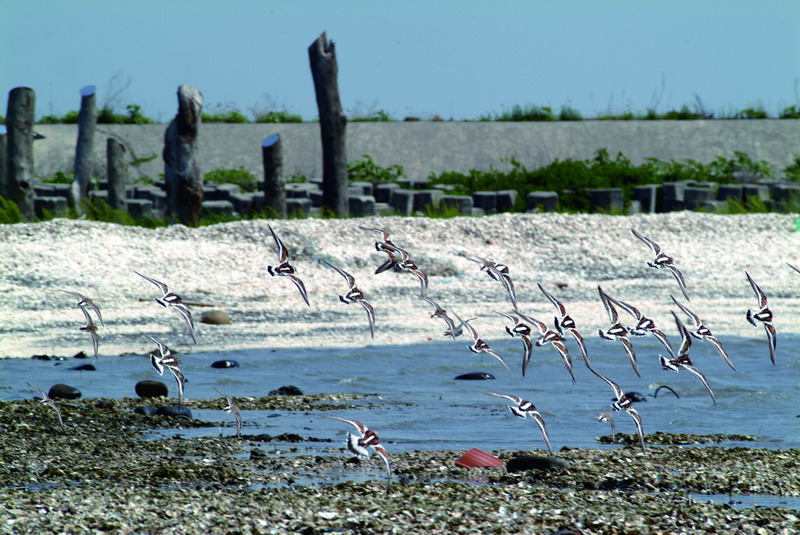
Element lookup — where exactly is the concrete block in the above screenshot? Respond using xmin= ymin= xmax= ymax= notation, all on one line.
xmin=495 ymin=190 xmax=519 ymax=212
xmin=397 ymin=178 xmax=430 ymax=190
xmin=375 ymin=182 xmax=401 ymax=203
xmin=285 ymin=182 xmax=320 ymax=199
xmin=717 ymin=184 xmax=743 ymax=202
xmin=134 ymin=186 xmax=167 ymax=212
xmin=202 ymin=200 xmax=236 ymax=218
xmin=683 ymin=186 xmax=716 ymax=209
xmin=229 ymin=192 xmax=255 ymax=214
xmin=588 ymin=188 xmax=623 ymax=212
xmin=349 ymin=181 xmax=374 ymax=196
xmin=203 ymin=183 xmax=240 ymax=201
xmin=661 ymin=182 xmax=687 ymax=211
xmin=413 ymin=189 xmax=444 ymax=212
xmin=770 ymin=183 xmax=800 ymax=210
xmin=127 ymin=198 xmax=154 ymax=219
xmin=89 ymin=190 xmax=109 ymax=202
xmin=34 ymin=196 xmax=68 ymax=218
xmin=633 ymin=184 xmax=660 ymax=213
xmin=432 ymin=183 xmax=458 ymax=192
xmin=440 ymin=195 xmax=473 ymax=214
xmin=310 ymin=191 xmax=323 ymax=207
xmin=34 ymin=184 xmax=55 ymax=196
xmin=627 ymin=200 xmax=642 ymax=214
xmin=287 ymin=198 xmax=312 ymax=218
xmin=742 ymin=183 xmax=770 ymax=201
xmin=348 ymin=195 xmax=377 ymax=217
xmin=375 ymin=202 xmax=393 ymax=216
xmin=472 ymin=191 xmax=497 ymax=212
xmin=526 ymin=191 xmax=559 ymax=212
xmin=699 ymin=200 xmax=724 ymax=212
xmin=390 ymin=189 xmax=415 ymax=216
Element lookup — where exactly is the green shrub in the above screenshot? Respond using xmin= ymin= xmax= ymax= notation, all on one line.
xmin=202 ymin=110 xmax=249 ymax=123
xmin=737 ymin=105 xmax=769 ymax=119
xmin=780 ymin=105 xmax=800 ymax=119
xmin=784 ymin=155 xmax=800 ymax=182
xmin=350 ymin=109 xmax=393 ymax=122
xmin=558 ymin=106 xmax=583 ymax=121
xmin=97 ymin=104 xmax=155 ymax=124
xmin=0 ymin=196 xmax=22 ymax=224
xmin=41 ymin=171 xmax=74 ymax=184
xmin=204 ymin=167 xmax=258 ymax=192
xmin=347 ymin=155 xmax=406 ymax=184
xmin=253 ymin=110 xmax=303 ymax=123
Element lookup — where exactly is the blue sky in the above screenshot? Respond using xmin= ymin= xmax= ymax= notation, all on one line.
xmin=2 ymin=1 xmax=799 ymax=122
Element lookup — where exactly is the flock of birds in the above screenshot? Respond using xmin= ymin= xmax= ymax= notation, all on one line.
xmin=26 ymin=223 xmax=787 ymax=493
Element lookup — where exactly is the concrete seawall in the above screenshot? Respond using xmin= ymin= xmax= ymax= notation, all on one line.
xmin=30 ymin=120 xmax=800 ymax=181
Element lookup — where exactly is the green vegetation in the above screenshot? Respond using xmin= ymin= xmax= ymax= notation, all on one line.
xmin=203 ymin=167 xmax=258 ymax=192
xmin=0 ymin=196 xmax=22 ymax=224
xmin=349 ymin=109 xmax=393 ymax=122
xmin=347 ymin=154 xmax=406 ymax=184
xmin=253 ymin=110 xmax=303 ymax=123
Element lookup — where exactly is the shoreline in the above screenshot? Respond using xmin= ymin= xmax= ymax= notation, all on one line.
xmin=2 ymin=212 xmax=800 ymax=359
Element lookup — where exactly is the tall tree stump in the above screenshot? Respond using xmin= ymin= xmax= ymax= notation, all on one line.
xmin=163 ymin=85 xmax=203 ymax=226
xmin=0 ymin=126 xmax=7 ymax=198
xmin=262 ymin=133 xmax=287 ymax=218
xmin=106 ymin=137 xmax=127 ymax=211
xmin=72 ymin=85 xmax=97 ymax=211
xmin=5 ymin=87 xmax=36 ymax=220
xmin=308 ymin=32 xmax=348 ymax=216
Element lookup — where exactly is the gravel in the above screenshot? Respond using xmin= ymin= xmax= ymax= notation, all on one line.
xmin=2 ymin=212 xmax=800 ymax=358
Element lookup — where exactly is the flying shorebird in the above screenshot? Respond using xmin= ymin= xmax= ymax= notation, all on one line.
xmin=597 ymin=286 xmax=640 ymax=377
xmin=659 ymin=312 xmax=717 ymax=405
xmin=459 ymin=253 xmax=518 ymax=310
xmin=483 ymin=392 xmax=552 ymax=453
xmin=78 ymin=305 xmax=99 ymax=359
xmin=631 ymin=228 xmax=690 ymax=300
xmin=327 ymin=416 xmax=392 ymax=494
xmin=495 ymin=311 xmax=535 ymax=376
xmin=133 ymin=271 xmax=197 ymax=343
xmin=359 ymin=226 xmax=428 ymax=295
xmin=454 ymin=312 xmax=511 ymax=372
xmin=745 ymin=271 xmax=776 ymax=365
xmin=538 ymin=283 xmax=590 ymax=369
xmin=213 ymin=387 xmax=242 ymax=438
xmin=448 ymin=315 xmax=477 ymax=338
xmin=59 ymin=289 xmax=104 ymax=326
xmin=516 ymin=311 xmax=576 ymax=383
xmin=671 ymin=295 xmax=735 ymax=370
xmin=26 ymin=382 xmax=64 ymax=428
xmin=266 ymin=224 xmax=309 ymax=306
xmin=588 ymin=367 xmax=646 ymax=454
xmin=324 ymin=261 xmax=375 ymax=338
xmin=419 ymin=296 xmax=458 ymax=339
xmin=604 ymin=293 xmax=675 ymax=359
xmin=144 ymin=333 xmax=187 ymax=405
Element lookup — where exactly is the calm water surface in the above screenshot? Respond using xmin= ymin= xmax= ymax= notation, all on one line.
xmin=2 ymin=333 xmax=798 ymax=453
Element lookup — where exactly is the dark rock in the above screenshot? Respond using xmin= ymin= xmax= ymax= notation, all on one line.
xmin=134 ymin=406 xmax=159 ymax=416
xmin=135 ymin=380 xmax=168 ymax=399
xmin=454 ymin=372 xmax=495 ymax=380
xmin=48 ymin=384 xmax=81 ymax=400
xmin=210 ymin=359 xmax=240 ymax=369
xmin=506 ymin=455 xmax=570 ymax=473
xmin=95 ymin=400 xmax=115 ymax=409
xmin=31 ymin=354 xmax=52 ymax=361
xmin=250 ymin=448 xmax=267 ymax=459
xmin=156 ymin=405 xmax=193 ymax=418
xmin=72 ymin=351 xmax=89 ymax=359
xmin=269 ymin=385 xmax=303 ymax=396
xmin=69 ymin=363 xmax=96 ymax=371
xmin=200 ymin=309 xmax=231 ymax=325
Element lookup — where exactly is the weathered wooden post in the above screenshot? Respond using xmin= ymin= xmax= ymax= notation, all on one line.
xmin=308 ymin=32 xmax=348 ymax=216
xmin=5 ymin=87 xmax=36 ymax=220
xmin=72 ymin=85 xmax=97 ymax=211
xmin=0 ymin=125 xmax=7 ymax=198
xmin=163 ymin=84 xmax=203 ymax=226
xmin=262 ymin=133 xmax=287 ymax=218
xmin=106 ymin=137 xmax=127 ymax=211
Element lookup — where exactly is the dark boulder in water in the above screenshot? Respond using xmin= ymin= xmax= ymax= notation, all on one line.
xmin=454 ymin=372 xmax=495 ymax=380
xmin=135 ymin=380 xmax=168 ymax=399
xmin=48 ymin=383 xmax=81 ymax=400
xmin=269 ymin=385 xmax=303 ymax=396
xmin=210 ymin=359 xmax=240 ymax=369
xmin=156 ymin=405 xmax=193 ymax=418
xmin=69 ymin=363 xmax=96 ymax=371
xmin=506 ymin=455 xmax=569 ymax=473
xmin=134 ymin=406 xmax=158 ymax=416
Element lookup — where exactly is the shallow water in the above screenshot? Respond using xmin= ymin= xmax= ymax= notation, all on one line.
xmin=2 ymin=333 xmax=798 ymax=453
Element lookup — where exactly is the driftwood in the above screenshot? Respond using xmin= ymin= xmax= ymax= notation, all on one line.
xmin=262 ymin=133 xmax=286 ymax=218
xmin=106 ymin=137 xmax=127 ymax=211
xmin=5 ymin=87 xmax=36 ymax=220
xmin=308 ymin=32 xmax=348 ymax=216
xmin=72 ymin=85 xmax=97 ymax=211
xmin=163 ymin=85 xmax=203 ymax=226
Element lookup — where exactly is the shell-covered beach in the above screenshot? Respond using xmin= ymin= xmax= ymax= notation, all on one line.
xmin=2 ymin=213 xmax=799 ymax=533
